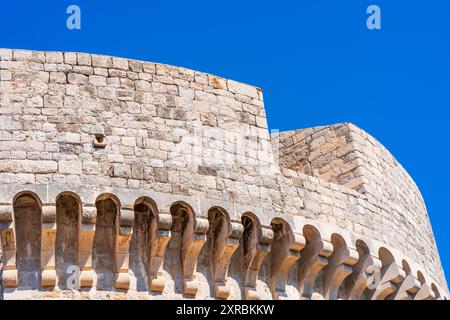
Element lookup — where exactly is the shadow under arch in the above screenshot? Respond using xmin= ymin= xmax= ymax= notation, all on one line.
xmin=55 ymin=192 xmax=82 ymax=289
xmin=431 ymin=283 xmax=441 ymax=300
xmin=129 ymin=196 xmax=158 ymax=292
xmin=228 ymin=212 xmax=262 ymax=299
xmin=240 ymin=212 xmax=262 ymax=275
xmin=13 ymin=191 xmax=42 ymax=289
xmin=200 ymin=206 xmax=232 ymax=268
xmin=93 ymin=193 xmax=121 ymax=290
xmin=417 ymin=271 xmax=426 ymax=285
xmin=401 ymin=259 xmax=412 ymax=276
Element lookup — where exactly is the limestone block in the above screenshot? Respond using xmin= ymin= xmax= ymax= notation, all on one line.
xmin=59 ymin=160 xmax=82 ymax=175
xmin=227 ymin=80 xmax=259 ymax=99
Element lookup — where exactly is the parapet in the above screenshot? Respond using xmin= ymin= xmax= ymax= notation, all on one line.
xmin=275 ymin=123 xmax=428 ymax=222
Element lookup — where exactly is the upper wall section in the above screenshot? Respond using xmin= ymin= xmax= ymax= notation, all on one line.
xmin=275 ymin=123 xmax=423 ymax=200
xmin=274 ymin=123 xmax=429 ymax=230
xmin=274 ymin=123 xmax=442 ymax=285
xmin=0 ymin=48 xmax=275 ymax=191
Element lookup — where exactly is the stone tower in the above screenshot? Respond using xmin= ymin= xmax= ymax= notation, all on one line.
xmin=0 ymin=49 xmax=447 ymax=300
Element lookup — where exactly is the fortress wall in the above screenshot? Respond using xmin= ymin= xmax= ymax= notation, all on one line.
xmin=0 ymin=48 xmax=272 ymax=195
xmin=275 ymin=123 xmax=443 ymax=286
xmin=0 ymin=49 xmax=446 ymax=299
xmin=275 ymin=123 xmax=360 ymax=188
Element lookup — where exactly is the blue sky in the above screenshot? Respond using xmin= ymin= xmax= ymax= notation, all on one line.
xmin=1 ymin=1 xmax=449 ymax=284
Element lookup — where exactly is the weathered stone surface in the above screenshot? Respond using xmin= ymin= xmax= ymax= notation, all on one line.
xmin=0 ymin=49 xmax=446 ymax=301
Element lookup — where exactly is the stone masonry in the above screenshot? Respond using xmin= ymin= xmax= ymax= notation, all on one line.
xmin=0 ymin=49 xmax=447 ymax=300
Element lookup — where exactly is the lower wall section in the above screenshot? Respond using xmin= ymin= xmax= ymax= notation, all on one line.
xmin=0 ymin=184 xmax=447 ymax=300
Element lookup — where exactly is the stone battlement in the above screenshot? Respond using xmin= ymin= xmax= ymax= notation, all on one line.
xmin=0 ymin=49 xmax=446 ymax=300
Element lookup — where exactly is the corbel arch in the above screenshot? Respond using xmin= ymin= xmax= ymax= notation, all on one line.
xmin=199 ymin=206 xmax=243 ymax=299
xmin=129 ymin=196 xmax=158 ymax=291
xmin=431 ymin=283 xmax=441 ymax=300
xmin=342 ymin=239 xmax=379 ymax=300
xmin=165 ymin=201 xmax=208 ymax=296
xmin=269 ymin=217 xmax=304 ymax=300
xmin=367 ymin=247 xmax=405 ymax=300
xmin=322 ymin=233 xmax=359 ymax=300
xmin=238 ymin=212 xmax=272 ymax=300
xmin=297 ymin=224 xmax=332 ymax=299
xmin=414 ymin=271 xmax=434 ymax=300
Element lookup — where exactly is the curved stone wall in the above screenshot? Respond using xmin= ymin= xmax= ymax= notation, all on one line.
xmin=275 ymin=123 xmax=442 ymax=284
xmin=0 ymin=49 xmax=447 ymax=299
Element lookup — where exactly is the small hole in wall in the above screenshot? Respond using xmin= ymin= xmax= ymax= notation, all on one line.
xmin=93 ymin=134 xmax=106 ymax=148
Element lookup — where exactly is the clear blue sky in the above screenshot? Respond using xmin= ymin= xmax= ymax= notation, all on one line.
xmin=1 ymin=1 xmax=449 ymax=284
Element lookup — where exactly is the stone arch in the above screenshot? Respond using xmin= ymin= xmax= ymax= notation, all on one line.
xmin=297 ymin=224 xmax=329 ymax=299
xmin=367 ymin=247 xmax=404 ymax=300
xmin=431 ymin=283 xmax=441 ymax=300
xmin=129 ymin=197 xmax=157 ymax=291
xmin=93 ymin=193 xmax=120 ymax=289
xmin=230 ymin=212 xmax=262 ymax=299
xmin=165 ymin=201 xmax=196 ymax=295
xmin=342 ymin=239 xmax=373 ymax=300
xmin=417 ymin=271 xmax=426 ymax=285
xmin=13 ymin=191 xmax=42 ymax=288
xmin=268 ymin=217 xmax=303 ymax=300
xmin=199 ymin=206 xmax=241 ymax=299
xmin=402 ymin=260 xmax=412 ymax=275
xmin=240 ymin=214 xmax=260 ymax=281
xmin=414 ymin=270 xmax=434 ymax=300
xmin=55 ymin=192 xmax=82 ymax=288
xmin=200 ymin=207 xmax=230 ymax=270
xmin=388 ymin=259 xmax=421 ymax=300
xmin=322 ymin=233 xmax=355 ymax=300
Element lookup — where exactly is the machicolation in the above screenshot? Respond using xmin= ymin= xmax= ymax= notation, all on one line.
xmin=0 ymin=49 xmax=447 ymax=300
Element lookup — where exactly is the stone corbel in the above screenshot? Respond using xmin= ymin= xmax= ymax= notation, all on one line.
xmin=243 ymin=227 xmax=274 ymax=300
xmin=298 ymin=238 xmax=333 ymax=299
xmin=414 ymin=283 xmax=435 ymax=300
xmin=41 ymin=204 xmax=57 ymax=287
xmin=148 ymin=212 xmax=172 ymax=293
xmin=369 ymin=260 xmax=406 ymax=300
xmin=0 ymin=205 xmax=18 ymax=288
xmin=323 ymin=247 xmax=359 ymax=300
xmin=181 ymin=217 xmax=208 ymax=296
xmin=391 ymin=274 xmax=421 ymax=300
xmin=78 ymin=205 xmax=96 ymax=288
xmin=270 ymin=231 xmax=305 ymax=300
xmin=345 ymin=254 xmax=382 ymax=300
xmin=114 ymin=207 xmax=134 ymax=290
xmin=212 ymin=221 xmax=243 ymax=299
